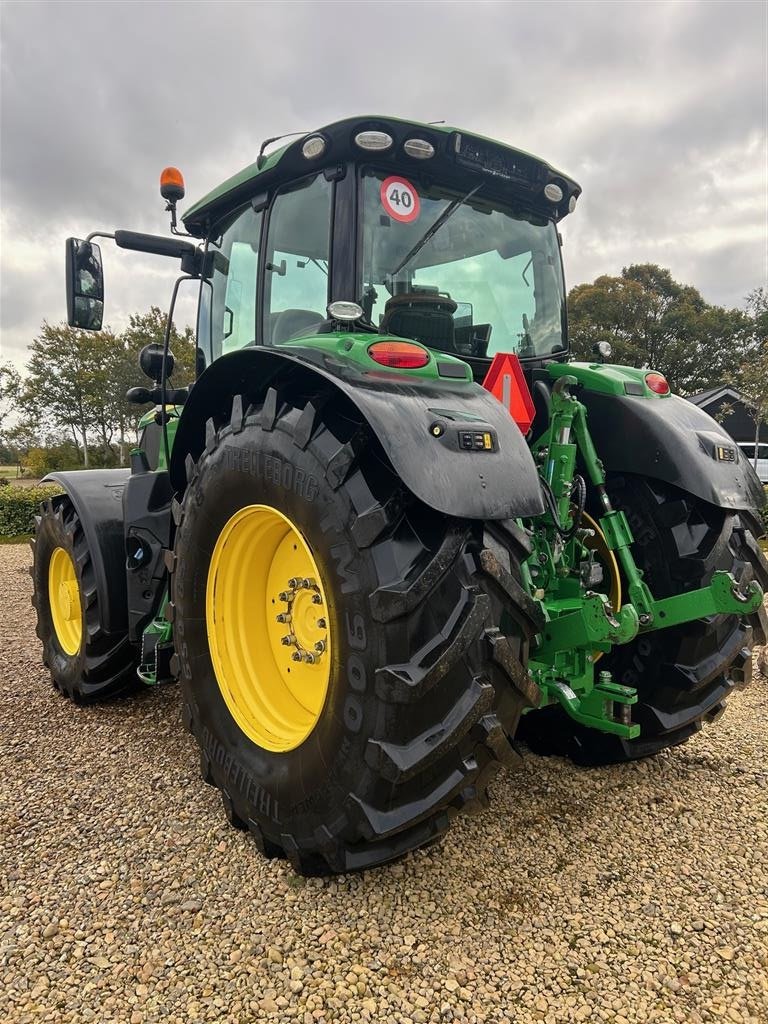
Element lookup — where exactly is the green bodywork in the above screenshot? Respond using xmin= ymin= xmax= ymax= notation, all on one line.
xmin=134 ymin=345 xmax=762 ymax=736
xmin=136 ymin=407 xmax=182 ymax=472
xmin=282 ymin=331 xmax=471 ymax=381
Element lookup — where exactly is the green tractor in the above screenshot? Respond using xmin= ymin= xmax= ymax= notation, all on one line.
xmin=32 ymin=116 xmax=767 ymax=874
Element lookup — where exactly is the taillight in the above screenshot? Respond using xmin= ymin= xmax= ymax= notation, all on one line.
xmin=368 ymin=341 xmax=429 ymax=369
xmin=645 ymin=372 xmax=670 ymax=395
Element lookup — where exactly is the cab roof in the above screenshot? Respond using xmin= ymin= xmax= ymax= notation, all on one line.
xmin=182 ymin=115 xmax=581 ymax=237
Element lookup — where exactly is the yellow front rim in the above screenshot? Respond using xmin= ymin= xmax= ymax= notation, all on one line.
xmin=206 ymin=504 xmax=332 ymax=753
xmin=48 ymin=546 xmax=83 ymax=656
xmin=581 ymin=510 xmax=622 ymax=663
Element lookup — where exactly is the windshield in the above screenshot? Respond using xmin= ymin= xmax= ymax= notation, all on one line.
xmin=360 ymin=168 xmax=566 ymax=359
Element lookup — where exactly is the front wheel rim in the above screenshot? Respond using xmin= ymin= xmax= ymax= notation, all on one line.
xmin=206 ymin=504 xmax=332 ymax=753
xmin=48 ymin=546 xmax=83 ymax=656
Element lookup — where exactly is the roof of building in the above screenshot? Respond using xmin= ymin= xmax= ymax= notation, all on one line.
xmin=687 ymin=385 xmax=745 ymax=407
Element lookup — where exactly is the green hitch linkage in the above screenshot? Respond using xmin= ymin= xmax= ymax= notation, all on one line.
xmin=568 ymin=389 xmax=763 ymax=627
xmin=528 ymin=375 xmax=763 ymax=741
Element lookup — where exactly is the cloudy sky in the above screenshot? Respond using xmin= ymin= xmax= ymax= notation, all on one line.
xmin=1 ymin=0 xmax=765 ymax=370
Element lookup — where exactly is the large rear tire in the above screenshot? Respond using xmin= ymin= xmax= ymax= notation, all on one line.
xmin=518 ymin=475 xmax=767 ymax=766
xmin=31 ymin=494 xmax=136 ymax=701
xmin=171 ymin=389 xmax=541 ymax=874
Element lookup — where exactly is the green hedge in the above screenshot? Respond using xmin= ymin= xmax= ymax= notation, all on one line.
xmin=0 ymin=484 xmax=63 ymax=538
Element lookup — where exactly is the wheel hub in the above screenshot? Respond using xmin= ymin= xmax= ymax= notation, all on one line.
xmin=58 ymin=579 xmax=80 ymax=621
xmin=276 ymin=577 xmax=328 ymax=664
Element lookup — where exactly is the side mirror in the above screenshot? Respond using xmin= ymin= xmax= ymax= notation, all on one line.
xmin=65 ymin=238 xmax=104 ymax=330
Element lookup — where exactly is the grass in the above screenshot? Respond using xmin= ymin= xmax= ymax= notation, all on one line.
xmin=0 ymin=534 xmax=31 ymax=545
xmin=0 ymin=466 xmax=22 ymax=479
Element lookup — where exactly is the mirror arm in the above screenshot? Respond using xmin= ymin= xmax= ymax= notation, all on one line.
xmin=85 ymin=230 xmax=203 ymax=275
xmin=114 ymin=229 xmax=199 ymax=265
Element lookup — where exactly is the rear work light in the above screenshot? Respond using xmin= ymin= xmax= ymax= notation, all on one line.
xmin=645 ymin=372 xmax=670 ymax=395
xmin=368 ymin=341 xmax=429 ymax=369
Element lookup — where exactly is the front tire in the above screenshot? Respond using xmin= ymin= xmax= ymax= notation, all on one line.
xmin=171 ymin=390 xmax=540 ymax=874
xmin=31 ymin=494 xmax=136 ymax=701
xmin=519 ymin=475 xmax=768 ymax=766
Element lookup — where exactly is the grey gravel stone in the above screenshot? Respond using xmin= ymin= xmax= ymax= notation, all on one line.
xmin=2 ymin=543 xmax=767 ymax=1024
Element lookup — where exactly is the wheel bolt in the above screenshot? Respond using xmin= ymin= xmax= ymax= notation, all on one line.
xmin=314 ymin=640 xmax=325 ymax=653
xmin=276 ymin=612 xmax=291 ymax=624
xmin=279 ymin=591 xmax=291 ymax=602
xmin=303 ymin=651 xmax=317 ymax=664
xmin=312 ymin=593 xmax=322 ymax=605
xmin=281 ymin=635 xmax=294 ymax=646
xmin=316 ymin=618 xmax=326 ymax=629
xmin=291 ymin=651 xmax=302 ymax=662
xmin=288 ymin=577 xmax=300 ymax=589
xmin=301 ymin=577 xmax=315 ymax=589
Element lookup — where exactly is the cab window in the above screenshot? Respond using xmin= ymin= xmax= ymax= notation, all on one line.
xmin=360 ymin=167 xmax=565 ymax=359
xmin=263 ymin=174 xmax=332 ymax=345
xmin=205 ymin=204 xmax=263 ymax=362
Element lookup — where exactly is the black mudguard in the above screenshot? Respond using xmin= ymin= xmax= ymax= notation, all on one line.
xmin=171 ymin=347 xmax=545 ymax=520
xmin=44 ymin=469 xmax=130 ymax=634
xmin=581 ymin=391 xmax=766 ymax=512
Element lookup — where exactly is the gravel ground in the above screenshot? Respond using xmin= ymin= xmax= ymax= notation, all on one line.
xmin=2 ymin=542 xmax=767 ymax=1024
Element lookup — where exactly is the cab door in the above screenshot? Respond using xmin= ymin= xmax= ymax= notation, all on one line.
xmin=261 ymin=173 xmax=333 ymax=346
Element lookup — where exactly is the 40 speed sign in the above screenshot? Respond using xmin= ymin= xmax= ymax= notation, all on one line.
xmin=380 ymin=176 xmax=420 ymax=223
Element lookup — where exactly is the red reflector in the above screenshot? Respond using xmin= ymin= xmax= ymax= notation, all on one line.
xmin=645 ymin=372 xmax=670 ymax=395
xmin=368 ymin=341 xmax=429 ymax=369
xmin=482 ymin=352 xmax=535 ymax=433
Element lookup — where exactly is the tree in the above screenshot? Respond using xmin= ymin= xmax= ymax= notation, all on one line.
xmin=568 ymin=264 xmax=751 ymax=394
xmin=738 ymin=289 xmax=768 ymax=469
xmin=16 ymin=308 xmax=196 ymax=470
xmin=0 ymin=363 xmax=22 ymax=436
xmin=20 ymin=323 xmax=107 ymax=467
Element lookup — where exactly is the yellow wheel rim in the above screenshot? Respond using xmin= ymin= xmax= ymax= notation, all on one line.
xmin=48 ymin=546 xmax=83 ymax=656
xmin=206 ymin=504 xmax=332 ymax=753
xmin=581 ymin=510 xmax=622 ymax=663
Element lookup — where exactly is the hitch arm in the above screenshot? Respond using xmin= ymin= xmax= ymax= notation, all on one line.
xmin=648 ymin=570 xmax=762 ymax=630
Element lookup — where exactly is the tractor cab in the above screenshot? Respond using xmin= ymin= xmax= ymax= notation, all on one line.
xmin=65 ymin=116 xmax=581 ymax=390
xmin=181 ymin=116 xmax=581 ymax=381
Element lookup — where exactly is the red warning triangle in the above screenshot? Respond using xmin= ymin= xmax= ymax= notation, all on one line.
xmin=482 ymin=352 xmax=535 ymax=434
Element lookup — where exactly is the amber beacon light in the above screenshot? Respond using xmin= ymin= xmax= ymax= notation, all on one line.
xmin=160 ymin=167 xmax=185 ymax=203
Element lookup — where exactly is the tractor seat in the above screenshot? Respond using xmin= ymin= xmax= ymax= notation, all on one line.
xmin=271 ymin=308 xmax=324 ymax=344
xmin=380 ymin=293 xmax=458 ymax=351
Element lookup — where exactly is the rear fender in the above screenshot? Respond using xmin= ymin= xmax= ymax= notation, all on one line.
xmin=43 ymin=469 xmax=130 ymax=635
xmin=550 ymin=364 xmax=766 ymax=512
xmin=171 ymin=347 xmax=545 ymax=520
